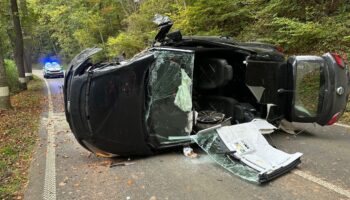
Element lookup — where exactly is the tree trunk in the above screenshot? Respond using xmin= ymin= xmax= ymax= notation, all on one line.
xmin=20 ymin=0 xmax=33 ymax=80
xmin=0 ymin=43 xmax=12 ymax=110
xmin=10 ymin=0 xmax=27 ymax=90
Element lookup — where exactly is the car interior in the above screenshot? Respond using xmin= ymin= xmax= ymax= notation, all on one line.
xmin=188 ymin=48 xmax=262 ymax=131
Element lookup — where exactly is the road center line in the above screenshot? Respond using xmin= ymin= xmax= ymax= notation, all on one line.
xmin=293 ymin=170 xmax=350 ymax=198
xmin=43 ymin=78 xmax=57 ymax=200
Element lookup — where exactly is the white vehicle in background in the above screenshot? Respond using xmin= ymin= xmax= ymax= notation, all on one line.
xmin=43 ymin=62 xmax=64 ymax=78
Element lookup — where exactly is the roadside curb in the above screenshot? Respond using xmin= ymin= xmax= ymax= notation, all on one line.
xmin=334 ymin=123 xmax=350 ymax=129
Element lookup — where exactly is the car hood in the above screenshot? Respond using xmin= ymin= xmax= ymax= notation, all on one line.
xmin=45 ymin=67 xmax=62 ymax=71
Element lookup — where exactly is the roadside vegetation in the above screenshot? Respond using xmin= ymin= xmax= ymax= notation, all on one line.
xmin=339 ymin=103 xmax=350 ymax=124
xmin=23 ymin=0 xmax=350 ymax=62
xmin=0 ymin=74 xmax=45 ymax=199
xmin=4 ymin=59 xmax=21 ymax=94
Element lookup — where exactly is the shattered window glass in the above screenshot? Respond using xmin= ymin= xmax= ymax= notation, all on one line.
xmin=192 ymin=128 xmax=260 ymax=183
xmin=294 ymin=60 xmax=323 ymax=117
xmin=192 ymin=122 xmax=302 ymax=183
xmin=147 ymin=50 xmax=194 ymax=145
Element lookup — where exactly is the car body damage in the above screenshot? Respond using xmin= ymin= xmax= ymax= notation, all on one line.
xmin=64 ymin=15 xmax=350 ymax=182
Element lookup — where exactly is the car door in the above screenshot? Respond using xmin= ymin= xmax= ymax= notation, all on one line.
xmin=286 ymin=53 xmax=349 ymax=125
xmin=146 ymin=47 xmax=195 ymax=148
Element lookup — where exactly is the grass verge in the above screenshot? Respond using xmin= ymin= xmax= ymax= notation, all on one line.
xmin=0 ymin=76 xmax=46 ymax=199
xmin=339 ymin=101 xmax=350 ymax=125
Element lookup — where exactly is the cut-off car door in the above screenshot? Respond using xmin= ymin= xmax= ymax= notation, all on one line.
xmin=146 ymin=48 xmax=195 ymax=147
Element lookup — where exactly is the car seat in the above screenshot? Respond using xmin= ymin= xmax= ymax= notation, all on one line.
xmin=194 ymin=58 xmax=233 ymax=90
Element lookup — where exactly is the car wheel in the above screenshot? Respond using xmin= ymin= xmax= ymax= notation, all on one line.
xmin=81 ymin=140 xmax=119 ymax=158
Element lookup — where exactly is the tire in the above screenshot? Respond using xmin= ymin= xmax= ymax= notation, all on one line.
xmin=81 ymin=140 xmax=118 ymax=158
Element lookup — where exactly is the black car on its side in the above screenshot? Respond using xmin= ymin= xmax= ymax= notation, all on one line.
xmin=63 ymin=16 xmax=349 ymax=157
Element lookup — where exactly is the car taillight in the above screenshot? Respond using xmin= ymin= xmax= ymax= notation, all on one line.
xmin=327 ymin=112 xmax=341 ymax=125
xmin=331 ymin=53 xmax=345 ymax=68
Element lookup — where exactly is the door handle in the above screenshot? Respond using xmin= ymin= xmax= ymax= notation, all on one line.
xmin=277 ymin=89 xmax=294 ymax=93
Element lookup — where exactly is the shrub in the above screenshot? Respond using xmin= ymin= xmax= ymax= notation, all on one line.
xmin=4 ymin=59 xmax=20 ymax=94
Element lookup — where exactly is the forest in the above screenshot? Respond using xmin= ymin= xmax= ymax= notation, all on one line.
xmin=1 ymin=0 xmax=350 ymax=66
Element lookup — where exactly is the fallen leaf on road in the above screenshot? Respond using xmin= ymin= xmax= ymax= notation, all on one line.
xmin=59 ymin=182 xmax=66 ymax=186
xmin=127 ymin=179 xmax=134 ymax=186
xmin=100 ymin=160 xmax=112 ymax=166
xmin=149 ymin=196 xmax=157 ymax=200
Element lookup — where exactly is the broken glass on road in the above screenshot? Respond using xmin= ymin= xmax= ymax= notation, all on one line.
xmin=192 ymin=120 xmax=302 ymax=183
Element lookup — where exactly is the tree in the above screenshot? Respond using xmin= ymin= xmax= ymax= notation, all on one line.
xmin=10 ymin=0 xmax=27 ymax=90
xmin=0 ymin=37 xmax=11 ymax=110
xmin=0 ymin=0 xmax=12 ymax=109
xmin=20 ymin=0 xmax=33 ymax=80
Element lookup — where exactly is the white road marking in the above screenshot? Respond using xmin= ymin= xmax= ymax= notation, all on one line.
xmin=334 ymin=123 xmax=350 ymax=129
xmin=293 ymin=170 xmax=350 ymax=198
xmin=42 ymin=78 xmax=57 ymax=200
xmin=0 ymin=86 xmax=9 ymax=97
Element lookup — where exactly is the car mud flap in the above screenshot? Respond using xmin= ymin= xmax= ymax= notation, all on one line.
xmin=191 ymin=120 xmax=302 ymax=183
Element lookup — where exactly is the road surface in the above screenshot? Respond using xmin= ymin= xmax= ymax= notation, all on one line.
xmin=25 ymin=70 xmax=350 ymax=200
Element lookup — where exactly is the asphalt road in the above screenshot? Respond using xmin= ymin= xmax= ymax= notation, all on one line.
xmin=25 ymin=70 xmax=350 ymax=200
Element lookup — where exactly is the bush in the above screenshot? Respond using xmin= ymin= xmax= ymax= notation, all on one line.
xmin=4 ymin=59 xmax=20 ymax=94
xmin=107 ymin=32 xmax=148 ymax=58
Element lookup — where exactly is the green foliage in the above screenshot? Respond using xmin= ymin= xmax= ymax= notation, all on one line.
xmin=107 ymin=32 xmax=146 ymax=58
xmin=236 ymin=0 xmax=350 ymax=54
xmin=173 ymin=0 xmax=253 ymax=36
xmin=27 ymin=0 xmax=128 ymax=62
xmin=23 ymin=0 xmax=350 ymax=60
xmin=270 ymin=18 xmax=325 ymax=52
xmin=4 ymin=60 xmax=20 ymax=94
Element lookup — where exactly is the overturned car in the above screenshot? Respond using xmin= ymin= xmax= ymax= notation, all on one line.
xmin=64 ymin=16 xmax=349 ymax=182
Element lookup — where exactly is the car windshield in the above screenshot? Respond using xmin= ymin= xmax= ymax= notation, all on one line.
xmin=45 ymin=62 xmax=61 ymax=69
xmin=294 ymin=60 xmax=324 ymax=118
